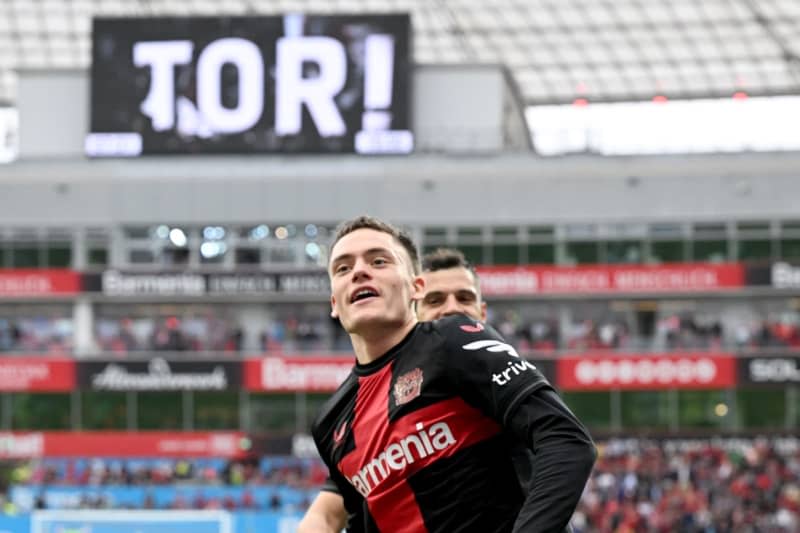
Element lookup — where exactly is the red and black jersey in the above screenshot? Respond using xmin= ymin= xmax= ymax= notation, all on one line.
xmin=312 ymin=314 xmax=596 ymax=533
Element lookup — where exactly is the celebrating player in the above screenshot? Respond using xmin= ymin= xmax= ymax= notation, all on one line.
xmin=309 ymin=216 xmax=595 ymax=532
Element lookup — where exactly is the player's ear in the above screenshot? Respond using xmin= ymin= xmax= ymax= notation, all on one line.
xmin=410 ymin=275 xmax=425 ymax=303
xmin=480 ymin=301 xmax=488 ymax=321
xmin=330 ymin=295 xmax=339 ymax=319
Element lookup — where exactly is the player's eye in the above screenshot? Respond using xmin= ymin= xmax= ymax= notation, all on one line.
xmin=334 ymin=264 xmax=350 ymax=275
xmin=373 ymin=257 xmax=388 ymax=266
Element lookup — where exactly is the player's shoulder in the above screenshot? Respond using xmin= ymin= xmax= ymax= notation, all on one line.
xmin=426 ymin=313 xmax=501 ymax=343
xmin=311 ymin=371 xmax=358 ymax=441
xmin=426 ymin=313 xmax=486 ymax=334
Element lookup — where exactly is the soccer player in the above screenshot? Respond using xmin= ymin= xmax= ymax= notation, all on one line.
xmin=299 ymin=247 xmax=489 ymax=532
xmin=308 ymin=217 xmax=595 ymax=532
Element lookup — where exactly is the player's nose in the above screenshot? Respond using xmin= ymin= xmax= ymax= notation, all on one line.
xmin=350 ymin=257 xmax=372 ymax=282
xmin=440 ymin=295 xmax=463 ymax=317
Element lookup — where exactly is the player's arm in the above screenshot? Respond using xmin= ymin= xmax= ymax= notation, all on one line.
xmin=440 ymin=315 xmax=596 ymax=533
xmin=505 ymin=387 xmax=595 ymax=532
xmin=298 ymin=489 xmax=347 ymax=533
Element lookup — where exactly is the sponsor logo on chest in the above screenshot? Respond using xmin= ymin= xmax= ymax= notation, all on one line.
xmin=346 ymin=421 xmax=457 ymax=497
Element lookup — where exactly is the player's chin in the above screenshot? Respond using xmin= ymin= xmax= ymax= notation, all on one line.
xmin=348 ymin=310 xmax=393 ymax=332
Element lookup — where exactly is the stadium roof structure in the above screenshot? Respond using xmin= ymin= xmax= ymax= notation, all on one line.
xmin=0 ymin=0 xmax=799 ymax=106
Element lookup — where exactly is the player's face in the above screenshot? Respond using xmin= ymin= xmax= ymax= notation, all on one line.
xmin=329 ymin=228 xmax=423 ymax=334
xmin=418 ymin=267 xmax=487 ymax=322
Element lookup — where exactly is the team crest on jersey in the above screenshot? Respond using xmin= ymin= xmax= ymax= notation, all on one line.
xmin=393 ymin=368 xmax=424 ymax=405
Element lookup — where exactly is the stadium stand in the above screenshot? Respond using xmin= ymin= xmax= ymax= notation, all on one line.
xmin=1 ymin=1 xmax=800 ymax=532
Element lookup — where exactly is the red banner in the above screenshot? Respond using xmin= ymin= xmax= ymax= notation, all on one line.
xmin=245 ymin=356 xmax=354 ymax=392
xmin=0 ymin=431 xmax=249 ymax=458
xmin=0 ymin=269 xmax=81 ymax=297
xmin=476 ymin=263 xmax=745 ymax=296
xmin=0 ymin=358 xmax=75 ymax=391
xmin=557 ymin=353 xmax=737 ymax=391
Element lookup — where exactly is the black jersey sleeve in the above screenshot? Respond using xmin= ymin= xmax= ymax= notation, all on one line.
xmin=320 ymin=475 xmax=341 ymax=494
xmin=507 ymin=389 xmax=596 ymax=532
xmin=436 ymin=314 xmax=550 ymax=423
xmin=437 ymin=314 xmax=595 ymax=532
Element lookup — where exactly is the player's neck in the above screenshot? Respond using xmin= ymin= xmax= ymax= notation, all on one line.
xmin=350 ymin=317 xmax=418 ymax=365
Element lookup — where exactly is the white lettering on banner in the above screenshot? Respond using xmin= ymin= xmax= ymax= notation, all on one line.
xmin=478 ymin=271 xmax=539 ymax=295
xmin=133 ymin=40 xmax=193 ymax=131
xmin=613 ymin=269 xmax=718 ymax=291
xmin=749 ymin=359 xmax=800 ymax=382
xmin=0 ymin=274 xmax=52 ymax=295
xmin=91 ymin=358 xmax=228 ymax=390
xmin=261 ymin=358 xmax=352 ymax=391
xmin=207 ymin=274 xmax=277 ymax=294
xmin=0 ymin=363 xmax=50 ymax=387
xmin=279 ymin=274 xmax=330 ymax=294
xmin=102 ymin=271 xmax=206 ymax=296
xmin=574 ymin=358 xmax=718 ymax=386
xmin=274 ymin=36 xmax=347 ymax=137
xmin=0 ymin=433 xmax=44 ymax=458
xmin=156 ymin=434 xmax=238 ymax=455
xmin=196 ymin=38 xmax=264 ymax=134
xmin=772 ymin=262 xmax=800 ymax=289
xmin=133 ymin=36 xmax=354 ymax=138
xmin=542 ymin=271 xmax=610 ymax=291
xmin=348 ymin=422 xmax=456 ymax=497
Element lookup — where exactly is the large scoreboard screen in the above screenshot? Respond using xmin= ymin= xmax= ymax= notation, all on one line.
xmin=87 ymin=14 xmax=412 ymax=156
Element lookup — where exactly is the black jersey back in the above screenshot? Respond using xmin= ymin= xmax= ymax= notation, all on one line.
xmin=311 ymin=314 xmax=552 ymax=533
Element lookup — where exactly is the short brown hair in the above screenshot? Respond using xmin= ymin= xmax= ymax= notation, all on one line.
xmin=422 ymin=247 xmax=480 ymax=289
xmin=330 ymin=215 xmax=420 ymax=275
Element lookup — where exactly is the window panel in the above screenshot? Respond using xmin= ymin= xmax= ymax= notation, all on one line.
xmin=82 ymin=392 xmax=127 ymax=430
xmin=88 ymin=248 xmax=108 ymax=266
xmin=129 ymin=249 xmax=155 ymax=264
xmin=736 ymin=388 xmax=786 ymax=429
xmin=458 ymin=244 xmax=485 ymax=266
xmin=738 ymin=239 xmax=773 ymax=261
xmin=565 ymin=241 xmax=599 ymax=264
xmin=11 ymin=245 xmax=40 ymax=267
xmin=194 ymin=392 xmax=239 ymax=430
xmin=527 ymin=244 xmax=555 ymax=264
xmin=235 ymin=247 xmax=260 ymax=265
xmin=562 ymin=392 xmax=611 ymax=429
xmin=780 ymin=239 xmax=800 ymax=260
xmin=12 ymin=393 xmax=71 ymax=430
xmin=605 ymin=240 xmax=643 ymax=264
xmin=137 ymin=392 xmax=183 ymax=430
xmin=692 ymin=239 xmax=728 ymax=262
xmin=650 ymin=240 xmax=685 ymax=262
xmin=493 ymin=244 xmax=520 ymax=265
xmin=621 ymin=391 xmax=671 ymax=428
xmin=678 ymin=390 xmax=729 ymax=429
xmin=46 ymin=245 xmax=71 ymax=267
xmin=249 ymin=393 xmax=297 ymax=432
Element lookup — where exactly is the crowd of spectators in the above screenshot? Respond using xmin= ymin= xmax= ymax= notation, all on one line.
xmin=572 ymin=438 xmax=800 ymax=532
xmin=14 ymin=456 xmax=325 ymax=488
xmin=0 ymin=316 xmax=72 ymax=354
xmin=93 ymin=313 xmax=347 ymax=355
xmin=2 ymin=456 xmax=327 ymax=513
xmin=3 ymin=306 xmax=800 ymax=356
xmin=3 ymin=439 xmax=798 ymax=529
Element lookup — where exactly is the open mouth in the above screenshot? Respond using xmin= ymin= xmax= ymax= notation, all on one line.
xmin=351 ymin=287 xmax=379 ymax=303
